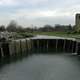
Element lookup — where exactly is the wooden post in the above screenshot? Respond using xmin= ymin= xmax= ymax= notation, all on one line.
xmin=56 ymin=39 xmax=58 ymax=52
xmin=43 ymin=39 xmax=45 ymax=53
xmin=26 ymin=39 xmax=28 ymax=53
xmin=63 ymin=39 xmax=66 ymax=53
xmin=1 ymin=47 xmax=4 ymax=57
xmin=31 ymin=39 xmax=33 ymax=53
xmin=68 ymin=40 xmax=71 ymax=53
xmin=46 ymin=40 xmax=48 ymax=52
xmin=72 ymin=40 xmax=75 ymax=53
xmin=75 ymin=41 xmax=78 ymax=54
xmin=20 ymin=40 xmax=22 ymax=55
xmin=30 ymin=39 xmax=33 ymax=54
xmin=37 ymin=40 xmax=39 ymax=53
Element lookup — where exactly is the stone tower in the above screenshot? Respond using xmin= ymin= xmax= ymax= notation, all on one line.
xmin=75 ymin=13 xmax=80 ymax=32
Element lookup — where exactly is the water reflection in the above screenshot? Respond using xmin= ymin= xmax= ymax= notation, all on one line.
xmin=0 ymin=54 xmax=80 ymax=80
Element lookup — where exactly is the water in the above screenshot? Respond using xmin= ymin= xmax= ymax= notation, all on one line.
xmin=0 ymin=54 xmax=80 ymax=80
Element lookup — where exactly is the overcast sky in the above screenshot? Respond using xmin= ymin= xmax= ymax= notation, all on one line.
xmin=0 ymin=0 xmax=80 ymax=27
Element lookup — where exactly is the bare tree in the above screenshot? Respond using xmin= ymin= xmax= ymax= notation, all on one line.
xmin=6 ymin=20 xmax=18 ymax=32
xmin=0 ymin=25 xmax=5 ymax=31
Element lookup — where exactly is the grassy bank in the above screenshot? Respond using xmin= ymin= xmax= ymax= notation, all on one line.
xmin=27 ymin=31 xmax=80 ymax=39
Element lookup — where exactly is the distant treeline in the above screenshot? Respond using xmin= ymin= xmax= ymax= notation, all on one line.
xmin=0 ymin=20 xmax=75 ymax=33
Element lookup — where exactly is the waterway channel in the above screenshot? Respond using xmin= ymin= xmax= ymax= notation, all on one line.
xmin=0 ymin=54 xmax=80 ymax=80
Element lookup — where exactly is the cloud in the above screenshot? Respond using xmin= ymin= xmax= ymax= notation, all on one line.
xmin=22 ymin=0 xmax=48 ymax=5
xmin=0 ymin=0 xmax=48 ymax=6
xmin=11 ymin=9 xmax=57 ymax=18
xmin=5 ymin=8 xmax=74 ymax=27
xmin=0 ymin=0 xmax=18 ymax=6
xmin=0 ymin=0 xmax=80 ymax=27
xmin=10 ymin=8 xmax=75 ymax=19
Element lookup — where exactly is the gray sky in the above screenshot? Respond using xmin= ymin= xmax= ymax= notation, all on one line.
xmin=0 ymin=0 xmax=80 ymax=27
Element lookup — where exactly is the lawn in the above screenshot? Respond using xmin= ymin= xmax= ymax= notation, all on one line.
xmin=27 ymin=31 xmax=80 ymax=39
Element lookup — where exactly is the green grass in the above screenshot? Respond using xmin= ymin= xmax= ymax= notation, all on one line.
xmin=27 ymin=31 xmax=80 ymax=39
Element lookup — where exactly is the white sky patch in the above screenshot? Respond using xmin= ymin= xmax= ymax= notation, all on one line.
xmin=0 ymin=0 xmax=79 ymax=27
xmin=0 ymin=7 xmax=76 ymax=27
xmin=10 ymin=9 xmax=75 ymax=19
xmin=0 ymin=0 xmax=18 ymax=6
xmin=18 ymin=0 xmax=49 ymax=5
xmin=0 ymin=0 xmax=48 ymax=6
xmin=11 ymin=10 xmax=57 ymax=18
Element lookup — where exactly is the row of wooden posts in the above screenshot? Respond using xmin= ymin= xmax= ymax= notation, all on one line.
xmin=31 ymin=39 xmax=80 ymax=54
xmin=0 ymin=38 xmax=80 ymax=58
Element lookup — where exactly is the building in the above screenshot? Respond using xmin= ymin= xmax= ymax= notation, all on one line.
xmin=75 ymin=13 xmax=80 ymax=32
